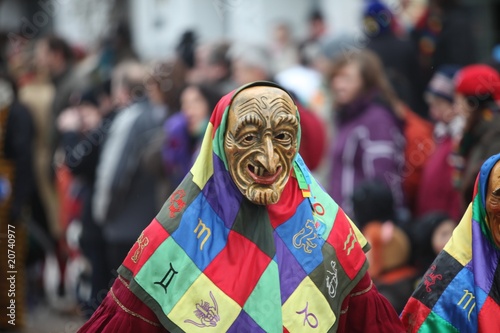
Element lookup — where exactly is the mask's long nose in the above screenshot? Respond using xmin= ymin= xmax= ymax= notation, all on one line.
xmin=255 ymin=135 xmax=279 ymax=174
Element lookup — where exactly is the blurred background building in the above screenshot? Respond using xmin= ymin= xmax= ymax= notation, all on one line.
xmin=1 ymin=0 xmax=497 ymax=61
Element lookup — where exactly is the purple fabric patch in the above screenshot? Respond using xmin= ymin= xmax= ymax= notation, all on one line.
xmin=202 ymin=155 xmax=242 ymax=229
xmin=471 ymin=219 xmax=499 ymax=293
xmin=226 ymin=310 xmax=265 ymax=333
xmin=274 ymin=231 xmax=307 ymax=304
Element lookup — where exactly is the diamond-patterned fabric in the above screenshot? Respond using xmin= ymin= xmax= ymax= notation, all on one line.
xmin=401 ymin=153 xmax=500 ymax=333
xmin=118 ymin=82 xmax=369 ymax=332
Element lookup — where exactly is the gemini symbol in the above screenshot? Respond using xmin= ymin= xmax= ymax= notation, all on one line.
xmin=154 ymin=263 xmax=178 ymax=294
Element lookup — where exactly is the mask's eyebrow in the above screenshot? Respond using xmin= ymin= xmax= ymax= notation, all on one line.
xmin=269 ymin=97 xmax=299 ymax=128
xmin=235 ymin=113 xmax=264 ymax=135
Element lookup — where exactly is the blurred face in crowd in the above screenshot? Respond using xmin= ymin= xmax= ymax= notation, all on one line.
xmin=431 ymin=219 xmax=455 ymax=254
xmin=78 ymin=103 xmax=101 ymax=132
xmin=146 ymin=79 xmax=164 ymax=107
xmin=232 ymin=59 xmax=267 ymax=86
xmin=34 ymin=40 xmax=50 ymax=70
xmin=34 ymin=40 xmax=62 ymax=76
xmin=331 ymin=62 xmax=364 ymax=107
xmin=426 ymin=94 xmax=455 ymax=124
xmin=486 ymin=161 xmax=500 ymax=248
xmin=181 ymin=86 xmax=210 ymax=136
xmin=224 ymin=86 xmax=299 ymax=205
xmin=453 ymin=92 xmax=475 ymax=122
xmin=274 ymin=24 xmax=291 ymax=46
xmin=310 ymin=18 xmax=326 ymax=40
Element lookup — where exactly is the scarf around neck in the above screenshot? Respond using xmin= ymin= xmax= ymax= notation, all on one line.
xmin=118 ymin=81 xmax=369 ymax=332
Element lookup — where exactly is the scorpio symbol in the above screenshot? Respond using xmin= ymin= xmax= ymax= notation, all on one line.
xmin=184 ymin=291 xmax=220 ymax=328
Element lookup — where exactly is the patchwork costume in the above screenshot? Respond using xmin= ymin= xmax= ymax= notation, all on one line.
xmin=79 ymin=82 xmax=403 ymax=332
xmin=401 ymin=153 xmax=500 ymax=332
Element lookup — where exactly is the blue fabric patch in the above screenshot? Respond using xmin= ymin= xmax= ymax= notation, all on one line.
xmin=274 ymin=200 xmax=324 ymax=275
xmin=433 ymin=267 xmax=477 ymax=332
xmin=171 ymin=193 xmax=229 ymax=271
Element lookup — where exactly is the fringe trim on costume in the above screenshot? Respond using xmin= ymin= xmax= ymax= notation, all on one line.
xmin=350 ymin=280 xmax=373 ymax=297
xmin=109 ymin=287 xmax=160 ymax=327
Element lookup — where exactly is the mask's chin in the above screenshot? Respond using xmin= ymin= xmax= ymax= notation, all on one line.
xmin=246 ymin=185 xmax=280 ymax=205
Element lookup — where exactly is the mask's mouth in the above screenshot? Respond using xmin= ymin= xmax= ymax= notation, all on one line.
xmin=248 ymin=164 xmax=282 ymax=185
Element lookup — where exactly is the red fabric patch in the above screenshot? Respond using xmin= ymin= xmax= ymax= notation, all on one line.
xmin=122 ymin=218 xmax=170 ymax=277
xmin=478 ymin=296 xmax=500 ymax=333
xmin=326 ymin=209 xmax=365 ymax=280
xmin=203 ymin=230 xmax=272 ymax=307
xmin=283 ymin=327 xmax=290 ymax=333
xmin=210 ymin=92 xmax=234 ymax=138
xmin=400 ymin=297 xmax=432 ymax=333
xmin=267 ymin=176 xmax=305 ymax=229
xmin=473 ymin=174 xmax=479 ymax=199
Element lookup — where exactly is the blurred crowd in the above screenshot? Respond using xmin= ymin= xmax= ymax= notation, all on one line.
xmin=1 ymin=0 xmax=500 ymax=328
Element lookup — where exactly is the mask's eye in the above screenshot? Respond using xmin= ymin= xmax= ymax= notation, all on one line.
xmin=244 ymin=134 xmax=255 ymax=142
xmin=275 ymin=132 xmax=292 ymax=143
xmin=275 ymin=133 xmax=286 ymax=140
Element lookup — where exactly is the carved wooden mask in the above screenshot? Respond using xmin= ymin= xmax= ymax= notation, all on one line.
xmin=224 ymin=86 xmax=299 ymax=205
xmin=486 ymin=160 xmax=500 ymax=248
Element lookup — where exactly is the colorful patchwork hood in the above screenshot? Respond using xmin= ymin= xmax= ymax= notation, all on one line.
xmin=118 ymin=81 xmax=369 ymax=332
xmin=401 ymin=153 xmax=500 ymax=332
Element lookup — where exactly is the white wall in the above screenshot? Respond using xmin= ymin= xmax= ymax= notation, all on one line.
xmin=320 ymin=0 xmax=364 ymax=37
xmin=48 ymin=0 xmax=366 ymax=61
xmin=225 ymin=0 xmax=312 ymax=45
xmin=130 ymin=0 xmax=224 ymax=61
xmin=53 ymin=0 xmax=114 ymax=49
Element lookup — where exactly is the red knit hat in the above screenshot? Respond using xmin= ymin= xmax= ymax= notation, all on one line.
xmin=454 ymin=64 xmax=500 ymax=101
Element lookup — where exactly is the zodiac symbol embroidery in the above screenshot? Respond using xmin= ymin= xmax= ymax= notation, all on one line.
xmin=194 ymin=218 xmax=211 ymax=250
xmin=326 ymin=261 xmax=338 ymax=298
xmin=405 ymin=313 xmax=417 ymax=332
xmin=458 ymin=289 xmax=476 ymax=321
xmin=343 ymin=228 xmax=357 ymax=256
xmin=293 ymin=220 xmax=318 ymax=253
xmin=423 ymin=265 xmax=442 ymax=292
xmin=296 ymin=302 xmax=319 ymax=328
xmin=184 ymin=291 xmax=220 ymax=328
xmin=169 ymin=189 xmax=186 ymax=218
xmin=131 ymin=232 xmax=149 ymax=263
xmin=154 ymin=263 xmax=178 ymax=294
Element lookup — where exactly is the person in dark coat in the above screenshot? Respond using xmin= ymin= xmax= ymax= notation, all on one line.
xmin=411 ymin=0 xmax=477 ymax=107
xmin=363 ymin=0 xmax=425 ymax=117
xmin=0 ymin=73 xmax=35 ymax=330
xmin=57 ymin=81 xmax=117 ymax=316
xmin=92 ymin=62 xmax=167 ymax=279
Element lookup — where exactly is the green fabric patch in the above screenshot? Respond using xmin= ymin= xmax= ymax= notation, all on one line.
xmin=243 ymin=260 xmax=282 ymax=333
xmin=419 ymin=311 xmax=460 ymax=333
xmin=213 ymin=106 xmax=230 ymax=169
xmin=309 ymin=178 xmax=339 ymax=241
xmin=308 ymin=244 xmax=344 ymax=312
xmin=135 ymin=237 xmax=202 ymax=315
xmin=231 ymin=201 xmax=276 ymax=259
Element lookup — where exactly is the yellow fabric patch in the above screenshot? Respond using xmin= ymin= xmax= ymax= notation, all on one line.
xmin=282 ymin=276 xmax=336 ymax=332
xmin=191 ymin=123 xmax=214 ymax=189
xmin=168 ymin=273 xmax=241 ymax=332
xmin=348 ymin=216 xmax=368 ymax=250
xmin=444 ymin=203 xmax=472 ymax=266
